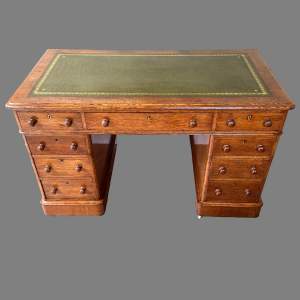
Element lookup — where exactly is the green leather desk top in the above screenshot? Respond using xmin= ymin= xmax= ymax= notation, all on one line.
xmin=6 ymin=50 xmax=295 ymax=111
xmin=32 ymin=53 xmax=268 ymax=97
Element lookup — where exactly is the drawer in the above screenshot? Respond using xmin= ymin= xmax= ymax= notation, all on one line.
xmin=42 ymin=178 xmax=97 ymax=199
xmin=212 ymin=135 xmax=277 ymax=157
xmin=209 ymin=158 xmax=271 ymax=180
xmin=34 ymin=156 xmax=93 ymax=178
xmin=17 ymin=112 xmax=83 ymax=132
xmin=206 ymin=181 xmax=262 ymax=203
xmin=85 ymin=112 xmax=213 ymax=133
xmin=26 ymin=136 xmax=88 ymax=155
xmin=216 ymin=111 xmax=285 ymax=131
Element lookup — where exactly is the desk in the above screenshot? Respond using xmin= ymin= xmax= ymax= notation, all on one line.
xmin=6 ymin=49 xmax=295 ymax=217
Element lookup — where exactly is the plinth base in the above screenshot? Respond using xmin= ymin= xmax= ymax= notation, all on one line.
xmin=197 ymin=200 xmax=263 ymax=218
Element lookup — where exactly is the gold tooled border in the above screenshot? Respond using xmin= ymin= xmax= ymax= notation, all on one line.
xmin=33 ymin=53 xmax=269 ymax=96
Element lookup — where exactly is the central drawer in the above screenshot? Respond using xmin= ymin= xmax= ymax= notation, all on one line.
xmin=85 ymin=112 xmax=213 ymax=133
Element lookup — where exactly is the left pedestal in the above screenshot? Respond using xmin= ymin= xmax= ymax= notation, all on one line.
xmin=23 ymin=132 xmax=116 ymax=216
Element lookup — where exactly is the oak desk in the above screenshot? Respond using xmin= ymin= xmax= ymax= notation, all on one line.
xmin=6 ymin=49 xmax=295 ymax=218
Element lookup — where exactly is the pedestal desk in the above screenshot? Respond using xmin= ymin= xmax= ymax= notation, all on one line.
xmin=6 ymin=49 xmax=295 ymax=218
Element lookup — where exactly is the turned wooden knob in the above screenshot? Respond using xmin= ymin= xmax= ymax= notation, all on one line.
xmin=51 ymin=186 xmax=58 ymax=194
xmin=223 ymin=144 xmax=231 ymax=153
xmin=64 ymin=117 xmax=73 ymax=127
xmin=256 ymin=144 xmax=265 ymax=153
xmin=245 ymin=189 xmax=252 ymax=196
xmin=218 ymin=166 xmax=227 ymax=175
xmin=37 ymin=142 xmax=46 ymax=151
xmin=263 ymin=119 xmax=272 ymax=127
xmin=189 ymin=119 xmax=197 ymax=128
xmin=227 ymin=119 xmax=236 ymax=127
xmin=28 ymin=116 xmax=38 ymax=127
xmin=70 ymin=142 xmax=78 ymax=151
xmin=75 ymin=164 xmax=83 ymax=172
xmin=250 ymin=166 xmax=257 ymax=175
xmin=215 ymin=188 xmax=222 ymax=196
xmin=44 ymin=164 xmax=52 ymax=173
xmin=101 ymin=118 xmax=110 ymax=127
xmin=80 ymin=185 xmax=86 ymax=194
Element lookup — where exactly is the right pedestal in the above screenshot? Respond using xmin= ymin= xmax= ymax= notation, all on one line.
xmin=190 ymin=133 xmax=278 ymax=218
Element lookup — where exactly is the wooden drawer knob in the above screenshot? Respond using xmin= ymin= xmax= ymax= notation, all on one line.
xmin=222 ymin=144 xmax=231 ymax=153
xmin=80 ymin=185 xmax=87 ymax=194
xmin=256 ymin=144 xmax=265 ymax=153
xmin=101 ymin=118 xmax=110 ymax=127
xmin=28 ymin=116 xmax=38 ymax=127
xmin=44 ymin=164 xmax=52 ymax=173
xmin=75 ymin=164 xmax=83 ymax=172
xmin=226 ymin=119 xmax=236 ymax=127
xmin=245 ymin=189 xmax=252 ymax=196
xmin=250 ymin=166 xmax=257 ymax=175
xmin=64 ymin=118 xmax=73 ymax=127
xmin=263 ymin=119 xmax=272 ymax=127
xmin=215 ymin=188 xmax=222 ymax=196
xmin=189 ymin=119 xmax=197 ymax=128
xmin=51 ymin=186 xmax=58 ymax=194
xmin=37 ymin=142 xmax=46 ymax=151
xmin=70 ymin=142 xmax=78 ymax=151
xmin=218 ymin=166 xmax=227 ymax=175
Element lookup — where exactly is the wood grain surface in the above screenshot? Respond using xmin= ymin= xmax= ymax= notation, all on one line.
xmin=5 ymin=49 xmax=295 ymax=217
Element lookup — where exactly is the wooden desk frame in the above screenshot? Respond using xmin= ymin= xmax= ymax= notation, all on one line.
xmin=6 ymin=49 xmax=295 ymax=218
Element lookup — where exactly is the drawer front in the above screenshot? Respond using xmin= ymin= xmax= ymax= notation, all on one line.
xmin=42 ymin=178 xmax=97 ymax=199
xmin=212 ymin=135 xmax=277 ymax=157
xmin=216 ymin=112 xmax=285 ymax=131
xmin=209 ymin=158 xmax=271 ymax=179
xmin=34 ymin=156 xmax=93 ymax=178
xmin=17 ymin=112 xmax=83 ymax=132
xmin=26 ymin=136 xmax=88 ymax=155
xmin=206 ymin=181 xmax=262 ymax=203
xmin=85 ymin=113 xmax=213 ymax=132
